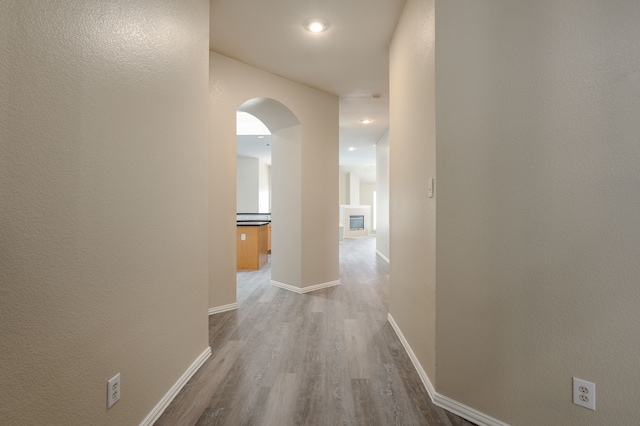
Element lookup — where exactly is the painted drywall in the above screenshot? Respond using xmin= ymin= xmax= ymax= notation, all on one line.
xmin=271 ymin=125 xmax=303 ymax=286
xmin=359 ymin=183 xmax=376 ymax=233
xmin=348 ymin=173 xmax=361 ymax=205
xmin=359 ymin=183 xmax=375 ymax=207
xmin=339 ymin=168 xmax=350 ymax=206
xmin=237 ymin=156 xmax=260 ymax=212
xmin=236 ymin=156 xmax=270 ymax=213
xmin=435 ymin=1 xmax=640 ymax=424
xmin=388 ymin=0 xmax=437 ymax=383
xmin=258 ymin=159 xmax=270 ymax=213
xmin=376 ymin=131 xmax=390 ymax=260
xmin=0 ymin=1 xmax=210 ymax=424
xmin=209 ymin=52 xmax=338 ymax=298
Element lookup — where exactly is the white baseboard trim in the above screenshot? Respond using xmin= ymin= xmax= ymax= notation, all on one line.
xmin=139 ymin=346 xmax=211 ymax=426
xmin=387 ymin=314 xmax=437 ymax=397
xmin=434 ymin=392 xmax=509 ymax=426
xmin=387 ymin=314 xmax=509 ymax=426
xmin=208 ymin=303 xmax=238 ymax=316
xmin=271 ymin=279 xmax=340 ymax=294
xmin=375 ymin=250 xmax=390 ymax=264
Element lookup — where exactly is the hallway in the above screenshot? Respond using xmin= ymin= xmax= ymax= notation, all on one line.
xmin=156 ymin=238 xmax=474 ymax=425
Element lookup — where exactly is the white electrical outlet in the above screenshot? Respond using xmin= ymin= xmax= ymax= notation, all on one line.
xmin=573 ymin=377 xmax=595 ymax=410
xmin=107 ymin=373 xmax=121 ymax=409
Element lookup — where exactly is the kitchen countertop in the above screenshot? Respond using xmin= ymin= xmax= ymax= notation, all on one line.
xmin=236 ymin=221 xmax=270 ymax=226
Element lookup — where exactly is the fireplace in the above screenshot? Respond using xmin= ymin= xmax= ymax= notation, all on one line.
xmin=341 ymin=206 xmax=370 ymax=239
xmin=349 ymin=215 xmax=365 ymax=231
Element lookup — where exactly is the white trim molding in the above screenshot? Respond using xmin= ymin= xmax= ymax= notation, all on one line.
xmin=139 ymin=346 xmax=211 ymax=426
xmin=387 ymin=314 xmax=509 ymax=426
xmin=208 ymin=303 xmax=238 ymax=316
xmin=375 ymin=250 xmax=390 ymax=264
xmin=271 ymin=279 xmax=340 ymax=294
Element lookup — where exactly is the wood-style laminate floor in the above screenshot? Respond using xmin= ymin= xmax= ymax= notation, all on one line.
xmin=156 ymin=237 xmax=475 ymax=426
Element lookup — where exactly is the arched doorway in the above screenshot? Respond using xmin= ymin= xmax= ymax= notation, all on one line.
xmin=236 ymin=98 xmax=304 ymax=289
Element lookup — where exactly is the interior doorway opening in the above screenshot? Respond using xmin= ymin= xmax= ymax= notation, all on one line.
xmin=235 ymin=97 xmax=301 ymax=295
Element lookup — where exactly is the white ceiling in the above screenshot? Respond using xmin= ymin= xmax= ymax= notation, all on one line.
xmin=211 ymin=0 xmax=405 ymax=184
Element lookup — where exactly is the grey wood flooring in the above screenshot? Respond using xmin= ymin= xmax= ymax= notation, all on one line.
xmin=155 ymin=237 xmax=475 ymax=426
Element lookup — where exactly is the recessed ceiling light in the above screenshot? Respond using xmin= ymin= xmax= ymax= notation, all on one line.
xmin=360 ymin=119 xmax=373 ymax=124
xmin=257 ymin=135 xmax=265 ymax=139
xmin=304 ymin=19 xmax=329 ymax=33
xmin=348 ymin=147 xmax=357 ymax=151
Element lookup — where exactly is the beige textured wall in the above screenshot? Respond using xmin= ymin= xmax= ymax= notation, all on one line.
xmin=375 ymin=131 xmax=390 ymax=259
xmin=236 ymin=156 xmax=260 ymax=212
xmin=359 ymin=183 xmax=375 ymax=207
xmin=388 ymin=0 xmax=437 ymax=382
xmin=209 ymin=52 xmax=339 ymax=299
xmin=258 ymin=159 xmax=270 ymax=213
xmin=339 ymin=168 xmax=349 ymax=206
xmin=348 ymin=173 xmax=360 ymax=205
xmin=435 ymin=1 xmax=640 ymax=424
xmin=271 ymin=126 xmax=303 ymax=286
xmin=0 ymin=1 xmax=210 ymax=424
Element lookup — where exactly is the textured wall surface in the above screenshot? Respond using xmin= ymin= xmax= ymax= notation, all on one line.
xmin=236 ymin=156 xmax=260 ymax=212
xmin=436 ymin=0 xmax=640 ymax=424
xmin=359 ymin=183 xmax=375 ymax=211
xmin=0 ymin=1 xmax=210 ymax=424
xmin=388 ymin=0 xmax=437 ymax=382
xmin=208 ymin=52 xmax=338 ymax=302
xmin=375 ymin=131 xmax=390 ymax=259
xmin=271 ymin=125 xmax=302 ymax=287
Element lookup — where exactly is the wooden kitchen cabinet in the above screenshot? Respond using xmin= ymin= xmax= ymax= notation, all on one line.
xmin=237 ymin=222 xmax=269 ymax=271
xmin=267 ymin=222 xmax=272 ymax=254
